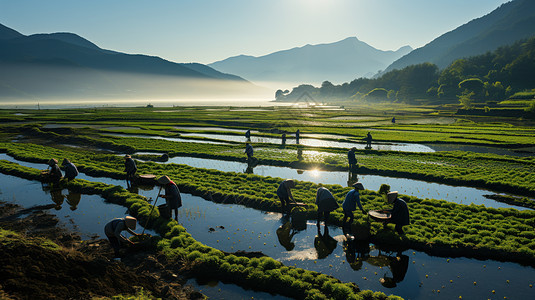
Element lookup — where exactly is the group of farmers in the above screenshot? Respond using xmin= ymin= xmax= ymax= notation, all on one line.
xmin=45 ymin=139 xmax=408 ymax=259
xmin=277 ymin=179 xmax=410 ymax=235
xmin=43 ymin=158 xmax=79 ymax=183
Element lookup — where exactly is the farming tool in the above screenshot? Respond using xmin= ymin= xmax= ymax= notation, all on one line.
xmin=368 ymin=210 xmax=391 ymax=224
xmin=141 ymin=185 xmax=163 ymax=235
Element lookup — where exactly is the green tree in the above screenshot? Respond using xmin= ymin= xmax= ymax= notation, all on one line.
xmin=458 ymin=92 xmax=475 ymax=109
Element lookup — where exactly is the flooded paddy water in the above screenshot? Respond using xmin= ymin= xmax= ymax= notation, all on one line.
xmin=1 ymin=152 xmax=528 ymax=211
xmin=0 ymin=172 xmax=138 ymax=239
xmin=158 ymin=155 xmax=529 ymax=210
xmin=1 ymin=155 xmax=535 ymax=299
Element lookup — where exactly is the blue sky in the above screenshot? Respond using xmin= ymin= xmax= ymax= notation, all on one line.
xmin=1 ymin=0 xmax=511 ymax=64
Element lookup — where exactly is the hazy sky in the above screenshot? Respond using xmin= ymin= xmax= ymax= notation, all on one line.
xmin=1 ymin=0 xmax=511 ymax=64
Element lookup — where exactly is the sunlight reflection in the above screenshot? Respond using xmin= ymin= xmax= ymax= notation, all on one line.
xmin=309 ymin=169 xmax=321 ymax=178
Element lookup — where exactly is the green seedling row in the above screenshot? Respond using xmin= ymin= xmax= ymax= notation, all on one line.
xmin=1 ymin=142 xmax=535 ymax=265
xmin=0 ymin=160 xmax=401 ymax=300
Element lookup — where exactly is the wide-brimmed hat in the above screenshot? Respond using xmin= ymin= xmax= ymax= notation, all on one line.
xmin=48 ymin=158 xmax=58 ymax=166
xmin=62 ymin=158 xmax=70 ymax=165
xmin=351 ymin=147 xmax=357 ymax=151
xmin=158 ymin=175 xmax=171 ymax=185
xmin=124 ymin=154 xmax=131 ymax=159
xmin=353 ymin=182 xmax=364 ymax=190
xmin=387 ymin=191 xmax=398 ymax=203
xmin=124 ymin=216 xmax=137 ymax=230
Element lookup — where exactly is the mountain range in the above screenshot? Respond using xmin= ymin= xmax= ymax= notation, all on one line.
xmin=0 ymin=23 xmax=262 ymax=101
xmin=384 ymin=0 xmax=535 ymax=73
xmin=209 ymin=37 xmax=412 ymax=88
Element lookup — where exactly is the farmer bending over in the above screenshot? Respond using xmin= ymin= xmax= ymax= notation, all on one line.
xmin=104 ymin=216 xmax=141 ymax=258
xmin=316 ymin=186 xmax=339 ymax=230
xmin=47 ymin=158 xmax=62 ymax=183
xmin=158 ymin=175 xmax=182 ymax=221
xmin=123 ymin=155 xmax=137 ymax=183
xmin=342 ymin=182 xmax=366 ymax=227
xmin=277 ymin=179 xmax=296 ymax=213
xmin=385 ymin=191 xmax=410 ymax=234
xmin=62 ymin=158 xmax=79 ymax=181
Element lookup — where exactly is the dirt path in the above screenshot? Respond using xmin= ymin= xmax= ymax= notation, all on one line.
xmin=0 ymin=201 xmax=203 ymax=299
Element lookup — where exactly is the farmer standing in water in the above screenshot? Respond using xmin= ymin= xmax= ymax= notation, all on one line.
xmin=158 ymin=175 xmax=182 ymax=221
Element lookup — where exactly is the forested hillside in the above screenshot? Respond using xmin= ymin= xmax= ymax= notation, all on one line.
xmin=277 ymin=36 xmax=535 ymax=110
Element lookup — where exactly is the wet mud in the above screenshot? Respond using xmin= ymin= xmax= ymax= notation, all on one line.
xmin=0 ymin=201 xmax=203 ymax=300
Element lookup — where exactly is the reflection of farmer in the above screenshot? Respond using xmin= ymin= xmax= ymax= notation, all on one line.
xmin=295 ymin=129 xmax=300 ymax=144
xmin=343 ymin=234 xmax=370 ymax=271
xmin=342 ymin=182 xmax=366 ymax=226
xmin=158 ymin=176 xmax=182 ymax=221
xmin=276 ymin=221 xmax=297 ymax=251
xmin=314 ymin=226 xmax=337 ymax=259
xmin=66 ymin=191 xmax=81 ymax=211
xmin=276 ymin=179 xmax=296 ymax=212
xmin=281 ymin=133 xmax=286 ymax=147
xmin=347 ymin=147 xmax=357 ymax=171
xmin=315 ymin=186 xmax=339 ymax=228
xmin=104 ymin=216 xmax=141 ymax=258
xmin=50 ymin=188 xmax=64 ymax=210
xmin=245 ymin=142 xmax=254 ymax=163
xmin=385 ymin=191 xmax=410 ymax=234
xmin=245 ymin=164 xmax=254 ymax=174
xmin=47 ymin=158 xmax=62 ymax=183
xmin=380 ymin=253 xmax=409 ymax=288
xmin=365 ymin=132 xmax=373 ymax=148
xmin=124 ymin=155 xmax=137 ymax=182
xmin=347 ymin=171 xmax=358 ymax=187
xmin=62 ymin=158 xmax=79 ymax=181
xmin=245 ymin=129 xmax=251 ymax=139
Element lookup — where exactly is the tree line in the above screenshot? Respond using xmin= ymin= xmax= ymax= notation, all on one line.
xmin=276 ymin=36 xmax=535 ymax=106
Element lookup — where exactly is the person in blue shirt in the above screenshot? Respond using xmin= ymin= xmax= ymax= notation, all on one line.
xmin=342 ymin=182 xmax=366 ymax=226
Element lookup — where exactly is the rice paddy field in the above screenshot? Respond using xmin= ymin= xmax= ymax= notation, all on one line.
xmin=1 ymin=106 xmax=534 ymax=299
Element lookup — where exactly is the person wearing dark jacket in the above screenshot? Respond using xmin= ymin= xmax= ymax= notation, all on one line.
xmin=47 ymin=158 xmax=62 ymax=183
xmin=386 ymin=191 xmax=410 ymax=234
xmin=316 ymin=186 xmax=339 ymax=229
xmin=124 ymin=155 xmax=137 ymax=182
xmin=104 ymin=216 xmax=140 ymax=258
xmin=245 ymin=142 xmax=254 ymax=163
xmin=62 ymin=158 xmax=79 ymax=181
xmin=158 ymin=175 xmax=182 ymax=221
xmin=365 ymin=132 xmax=373 ymax=148
xmin=276 ymin=179 xmax=296 ymax=212
xmin=347 ymin=147 xmax=357 ymax=171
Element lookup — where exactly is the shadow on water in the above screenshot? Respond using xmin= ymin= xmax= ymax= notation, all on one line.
xmin=1 ymin=158 xmax=534 ymax=299
xmin=0 ymin=173 xmax=153 ymax=239
xmin=1 ymin=152 xmax=529 ymax=210
xmin=176 ymin=193 xmax=535 ymax=300
xmin=160 ymin=155 xmax=530 ymax=210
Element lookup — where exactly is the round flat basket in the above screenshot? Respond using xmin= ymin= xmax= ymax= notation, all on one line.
xmin=368 ymin=210 xmax=391 ymax=221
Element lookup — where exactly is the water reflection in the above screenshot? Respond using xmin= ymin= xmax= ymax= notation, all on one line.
xmin=179 ymin=132 xmax=435 ymax=152
xmin=1 ymin=153 xmax=529 ymax=210
xmin=314 ymin=226 xmax=337 ymax=259
xmin=276 ymin=219 xmax=297 ymax=251
xmin=0 ymin=173 xmax=151 ymax=239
